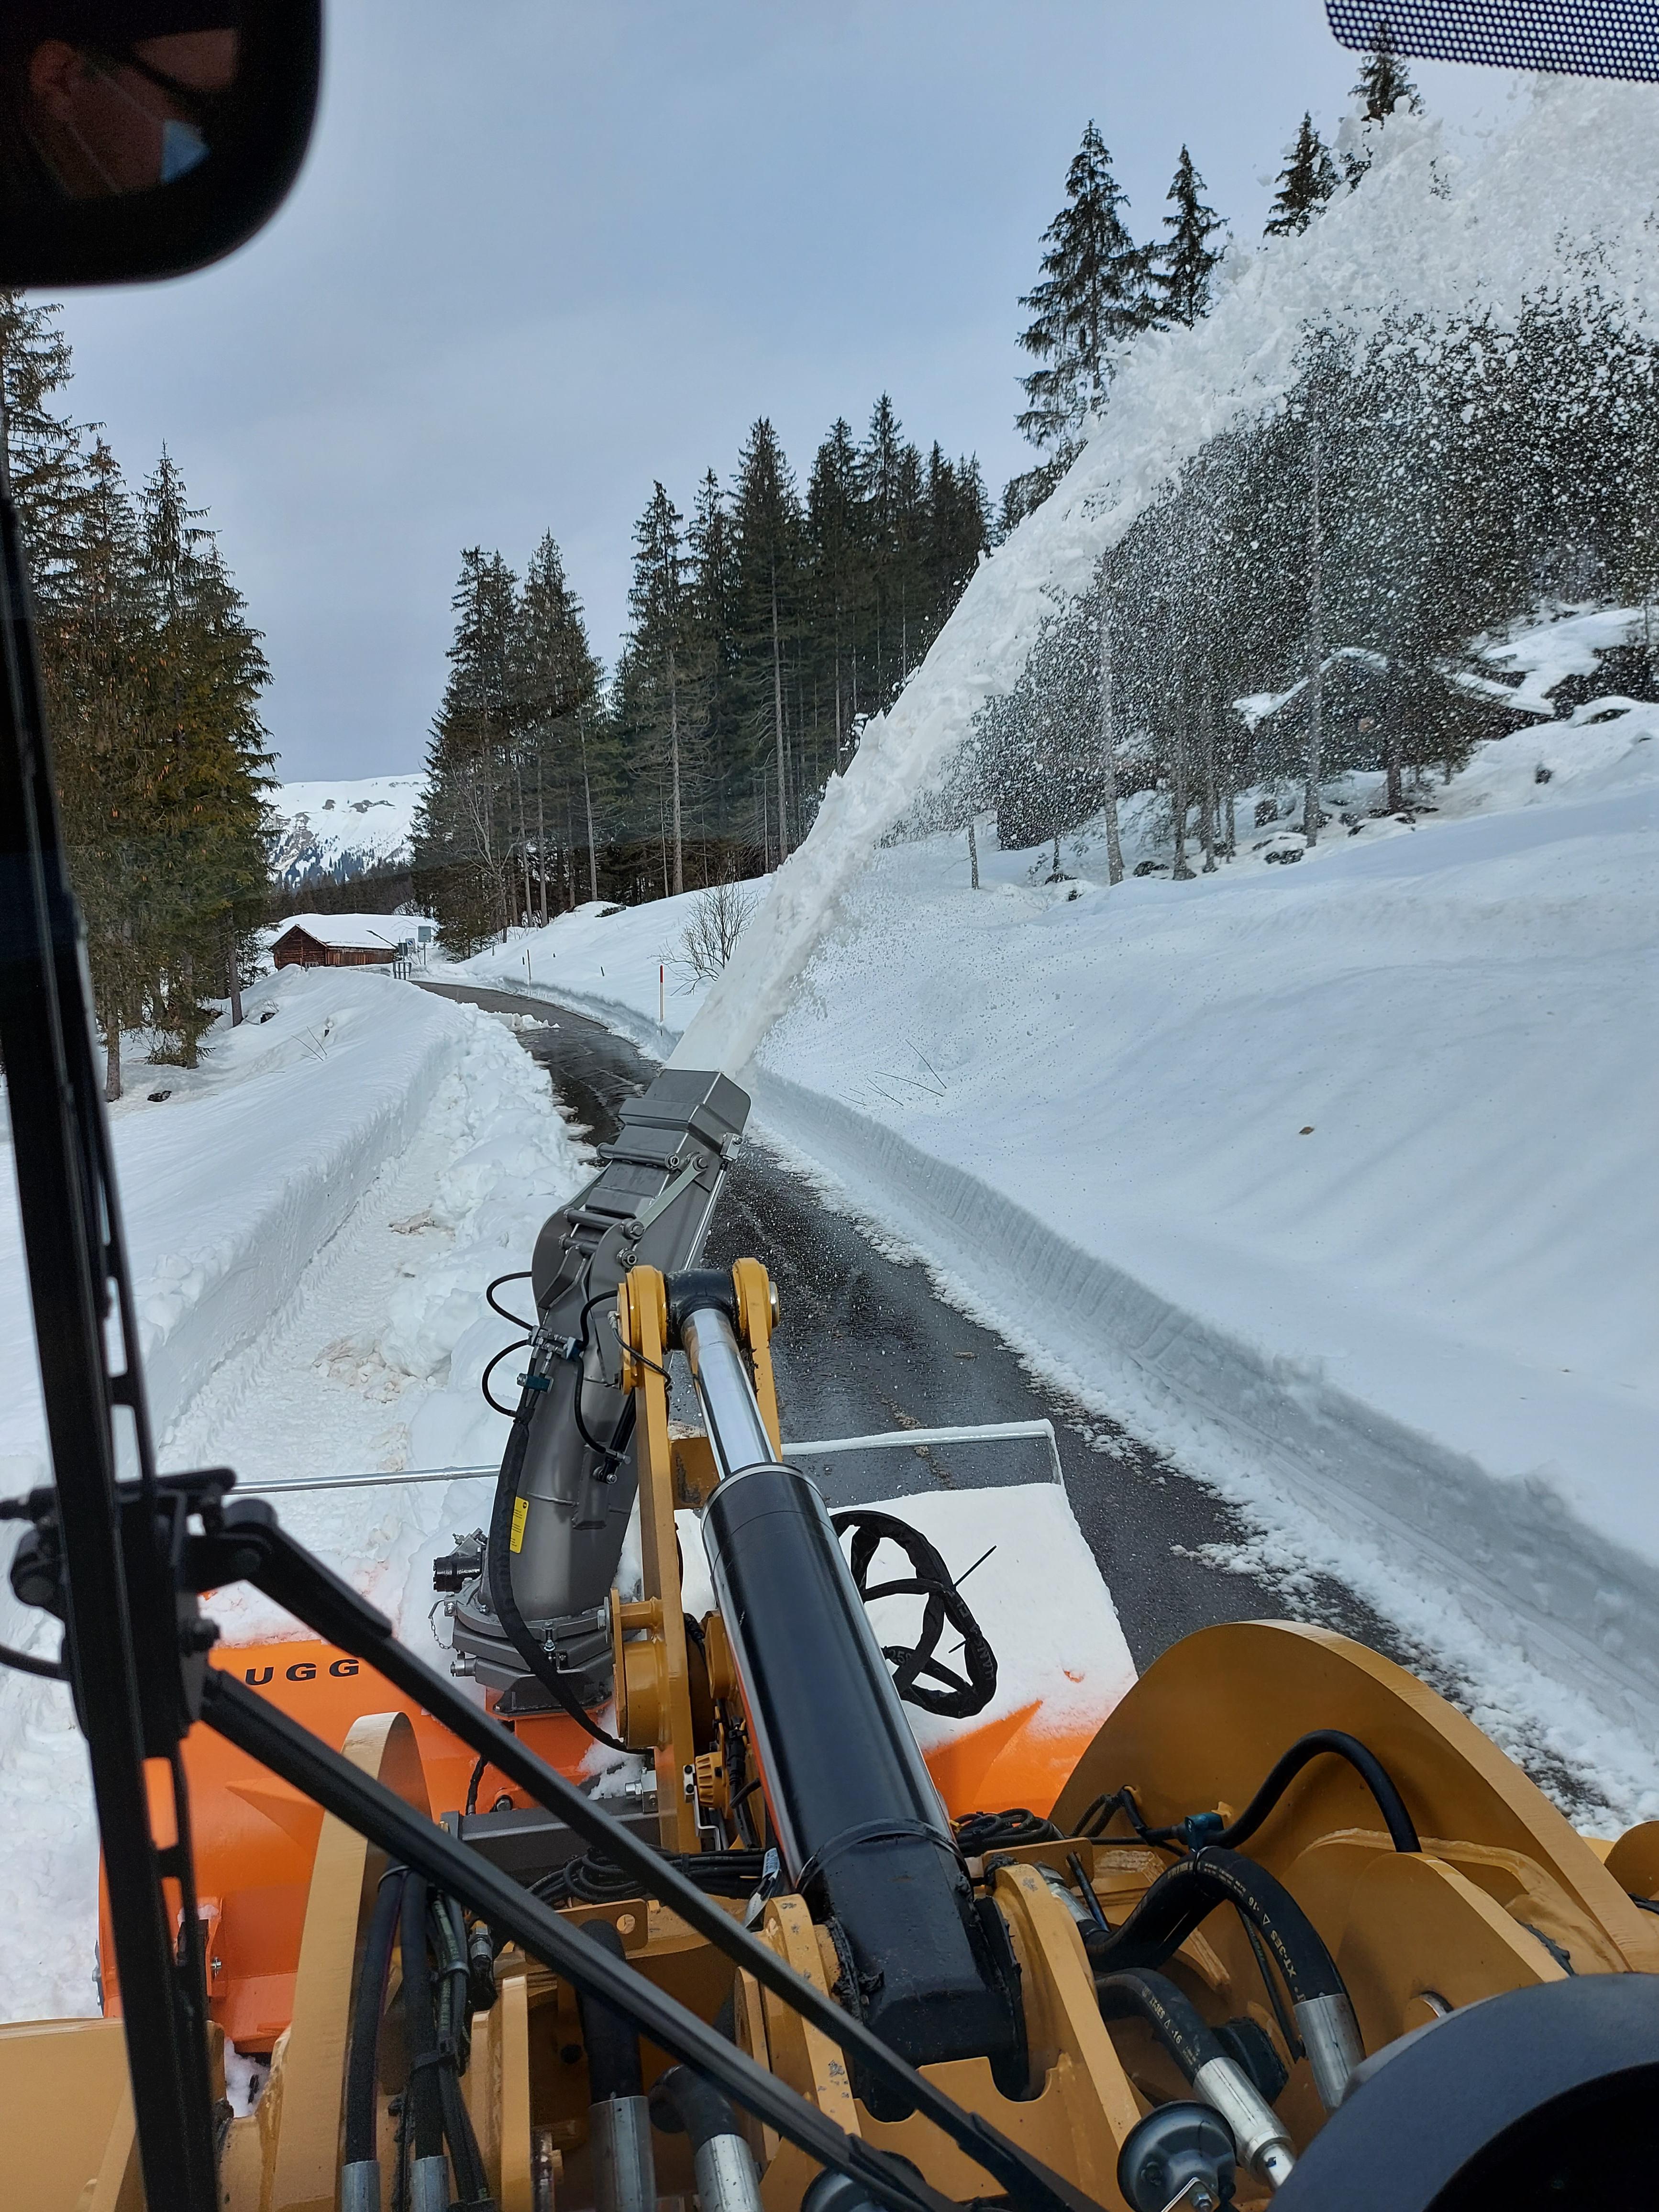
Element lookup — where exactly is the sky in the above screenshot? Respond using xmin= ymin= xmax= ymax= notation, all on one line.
xmin=46 ymin=1 xmax=1521 ymax=783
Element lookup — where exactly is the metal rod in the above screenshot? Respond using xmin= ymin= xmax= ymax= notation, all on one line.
xmin=681 ymin=1304 xmax=780 ymax=1478
xmin=227 ymin=1421 xmax=1062 ymax=1499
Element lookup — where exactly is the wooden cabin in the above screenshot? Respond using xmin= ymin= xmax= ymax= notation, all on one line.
xmin=270 ymin=914 xmax=407 ymax=969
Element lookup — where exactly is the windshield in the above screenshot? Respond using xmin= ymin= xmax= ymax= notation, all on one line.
xmin=0 ymin=0 xmax=1655 ymax=2038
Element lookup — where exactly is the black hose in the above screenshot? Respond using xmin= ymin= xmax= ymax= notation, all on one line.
xmin=1096 ymin=1969 xmax=1228 ymax=2083
xmin=344 ymin=1867 xmax=405 ymax=2163
xmin=401 ymin=1873 xmax=445 ymax=2164
xmin=1081 ymin=1846 xmax=1348 ymax=2007
xmin=0 ymin=1638 xmax=64 ymax=1679
xmin=425 ymin=1889 xmax=491 ymax=2205
xmin=1209 ymin=1730 xmax=1420 ymax=1854
xmin=575 ymin=1918 xmax=644 ymax=2101
xmin=650 ymin=2063 xmax=744 ymax=2150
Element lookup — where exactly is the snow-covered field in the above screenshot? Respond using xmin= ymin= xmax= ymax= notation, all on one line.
xmin=268 ymin=772 xmax=424 ymax=889
xmin=452 ymin=672 xmax=1659 ymax=1815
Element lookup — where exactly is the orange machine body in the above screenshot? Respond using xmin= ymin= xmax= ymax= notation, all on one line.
xmin=98 ymin=1639 xmax=596 ymax=2053
xmin=97 ymin=1639 xmax=1097 ymax=2055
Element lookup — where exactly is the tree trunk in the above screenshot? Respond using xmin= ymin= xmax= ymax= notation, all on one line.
xmin=1097 ymin=560 xmax=1125 ymax=885
xmin=1384 ymin=663 xmax=1404 ymax=811
xmin=1171 ymin=706 xmax=1194 ymax=881
xmin=580 ymin=723 xmax=599 ymax=902
xmin=1200 ymin=668 xmax=1217 ymax=874
xmin=536 ymin=749 xmax=549 ymax=925
xmin=968 ymin=818 xmax=980 ymax=889
xmin=669 ymin=654 xmax=684 ymax=896
xmin=226 ymin=938 xmax=243 ymax=1026
xmin=771 ymin=570 xmax=790 ymax=862
xmin=1303 ymin=428 xmax=1325 ymax=845
xmin=104 ymin=1012 xmax=122 ymax=1104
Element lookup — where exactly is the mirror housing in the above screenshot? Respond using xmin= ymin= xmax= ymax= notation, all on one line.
xmin=0 ymin=2 xmax=321 ymax=287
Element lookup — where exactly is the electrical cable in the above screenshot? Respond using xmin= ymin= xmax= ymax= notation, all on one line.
xmin=481 ymin=1337 xmax=533 ymax=1418
xmin=1074 ymin=1731 xmax=1420 ymax=1857
xmin=486 ymin=1390 xmax=627 ymax=1753
xmin=0 ymin=1637 xmax=64 ymax=1679
xmin=400 ymin=1874 xmax=445 ymax=2169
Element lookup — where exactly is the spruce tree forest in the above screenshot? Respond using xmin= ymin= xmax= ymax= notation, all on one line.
xmin=3 ymin=292 xmax=270 ymax=1101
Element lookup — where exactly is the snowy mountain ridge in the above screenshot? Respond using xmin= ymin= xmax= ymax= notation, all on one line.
xmin=268 ymin=774 xmax=425 ymax=889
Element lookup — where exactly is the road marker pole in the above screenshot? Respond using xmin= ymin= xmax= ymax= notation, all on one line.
xmin=659 ymin=963 xmax=664 ymax=1024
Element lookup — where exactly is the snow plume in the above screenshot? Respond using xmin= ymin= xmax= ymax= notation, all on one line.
xmin=677 ymin=80 xmax=1659 ymax=1079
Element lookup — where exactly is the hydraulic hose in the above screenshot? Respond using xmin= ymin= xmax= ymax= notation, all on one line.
xmin=1208 ymin=1731 xmax=1420 ymax=1855
xmin=431 ymin=1893 xmax=491 ymax=2208
xmin=1082 ymin=1846 xmax=1363 ymax=2110
xmin=577 ymin=1920 xmax=656 ymax=2212
xmin=651 ymin=2066 xmax=765 ymax=2212
xmin=1097 ymin=1971 xmax=1295 ymax=2190
xmin=401 ymin=1873 xmax=448 ymax=2211
xmin=340 ymin=1867 xmax=405 ymax=2210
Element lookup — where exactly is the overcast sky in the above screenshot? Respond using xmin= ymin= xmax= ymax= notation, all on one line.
xmin=49 ymin=1 xmax=1515 ymax=783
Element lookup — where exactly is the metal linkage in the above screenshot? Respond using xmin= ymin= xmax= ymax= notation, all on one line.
xmin=185 ymin=1493 xmax=1100 ymax=2212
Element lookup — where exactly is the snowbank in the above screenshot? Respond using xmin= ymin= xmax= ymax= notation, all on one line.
xmin=0 ymin=970 xmax=592 ymax=2017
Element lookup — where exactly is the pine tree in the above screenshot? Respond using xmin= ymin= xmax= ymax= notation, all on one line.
xmin=511 ymin=532 xmax=598 ymax=921
xmin=44 ymin=437 xmax=150 ymax=1097
xmin=1353 ymin=20 xmax=1422 ymax=122
xmin=1150 ymin=146 xmax=1226 ymax=329
xmin=686 ymin=467 xmax=742 ymax=846
xmin=135 ymin=452 xmax=272 ymax=1067
xmin=731 ymin=420 xmax=803 ymax=862
xmin=1016 ymin=122 xmax=1150 ymax=468
xmin=1264 ymin=114 xmax=1338 ymax=239
xmin=805 ymin=420 xmax=863 ymax=769
xmin=626 ymin=483 xmax=691 ymax=895
xmin=414 ymin=549 xmax=520 ymax=951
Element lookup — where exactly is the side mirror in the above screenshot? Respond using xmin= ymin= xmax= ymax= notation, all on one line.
xmin=0 ymin=2 xmax=321 ymax=288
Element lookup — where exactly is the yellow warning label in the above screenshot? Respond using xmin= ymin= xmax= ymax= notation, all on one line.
xmin=510 ymin=1497 xmax=529 ymax=1553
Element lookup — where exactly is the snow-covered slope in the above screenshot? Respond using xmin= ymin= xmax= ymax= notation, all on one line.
xmin=677 ymin=79 xmax=1659 ymax=1081
xmin=268 ymin=774 xmax=425 ymax=888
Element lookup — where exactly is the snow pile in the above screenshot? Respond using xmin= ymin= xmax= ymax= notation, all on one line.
xmin=268 ymin=773 xmax=426 ymax=889
xmin=0 ymin=970 xmax=590 ymax=2018
xmin=677 ymin=80 xmax=1659 ymax=1081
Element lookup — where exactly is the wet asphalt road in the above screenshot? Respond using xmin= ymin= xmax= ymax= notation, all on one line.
xmin=417 ymin=979 xmax=1405 ymax=1676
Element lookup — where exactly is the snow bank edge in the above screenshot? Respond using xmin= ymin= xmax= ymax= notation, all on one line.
xmin=746 ymin=1068 xmax=1659 ymax=1739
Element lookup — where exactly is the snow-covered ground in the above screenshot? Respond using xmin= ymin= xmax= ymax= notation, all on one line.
xmin=0 ymin=969 xmax=590 ymax=2019
xmin=268 ymin=773 xmax=424 ymax=889
xmin=452 ymin=676 xmax=1659 ymax=1817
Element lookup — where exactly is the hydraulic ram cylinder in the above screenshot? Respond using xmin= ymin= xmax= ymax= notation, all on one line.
xmin=684 ymin=1295 xmax=1017 ymax=2086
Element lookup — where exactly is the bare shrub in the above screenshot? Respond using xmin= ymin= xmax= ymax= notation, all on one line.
xmin=676 ymin=879 xmax=756 ymax=986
